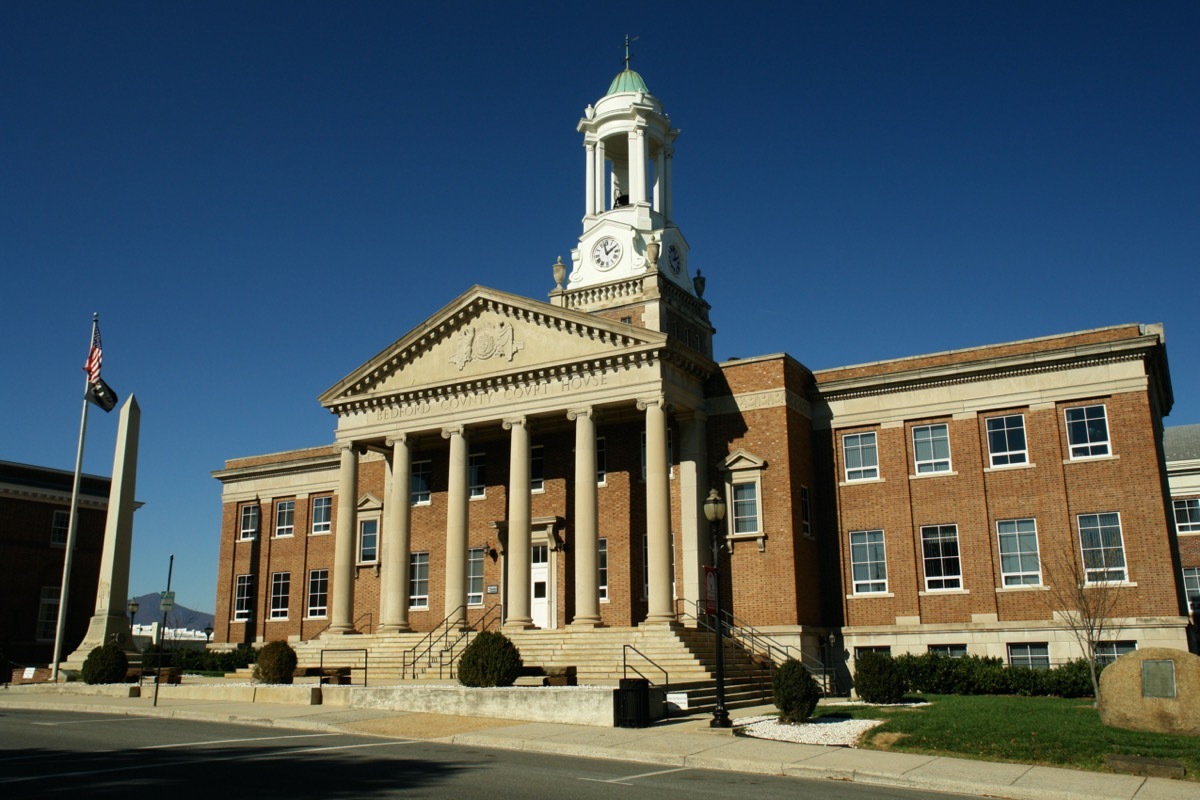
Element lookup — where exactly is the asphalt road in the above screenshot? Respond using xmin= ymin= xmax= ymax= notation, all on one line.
xmin=0 ymin=709 xmax=975 ymax=799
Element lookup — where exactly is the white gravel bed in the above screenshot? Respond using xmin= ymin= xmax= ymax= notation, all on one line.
xmin=733 ymin=714 xmax=884 ymax=746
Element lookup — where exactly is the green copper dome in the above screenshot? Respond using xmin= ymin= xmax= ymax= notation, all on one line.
xmin=606 ymin=68 xmax=649 ymax=95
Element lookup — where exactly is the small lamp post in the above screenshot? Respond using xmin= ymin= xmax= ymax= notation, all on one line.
xmin=703 ymin=488 xmax=731 ymax=728
xmin=128 ymin=599 xmax=139 ymax=630
xmin=204 ymin=625 xmax=214 ymax=643
xmin=825 ymin=631 xmax=838 ymax=695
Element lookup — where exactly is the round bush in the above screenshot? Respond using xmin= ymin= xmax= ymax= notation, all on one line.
xmin=252 ymin=640 xmax=297 ymax=684
xmin=457 ymin=631 xmax=523 ymax=687
xmin=81 ymin=641 xmax=129 ymax=684
xmin=853 ymin=651 xmax=906 ymax=704
xmin=772 ymin=658 xmax=822 ymax=723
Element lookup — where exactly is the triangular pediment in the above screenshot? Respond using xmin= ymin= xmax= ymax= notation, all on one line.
xmin=720 ymin=449 xmax=766 ymax=472
xmin=320 ymin=286 xmax=668 ymax=410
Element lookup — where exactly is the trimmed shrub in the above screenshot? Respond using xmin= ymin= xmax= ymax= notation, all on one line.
xmin=773 ymin=658 xmax=822 ymax=723
xmin=252 ymin=640 xmax=297 ymax=684
xmin=1045 ymin=658 xmax=1101 ymax=699
xmin=853 ymin=651 xmax=906 ymax=704
xmin=81 ymin=641 xmax=129 ymax=684
xmin=457 ymin=631 xmax=522 ymax=687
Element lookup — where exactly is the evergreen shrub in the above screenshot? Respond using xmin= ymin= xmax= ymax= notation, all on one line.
xmin=457 ymin=631 xmax=523 ymax=687
xmin=853 ymin=651 xmax=906 ymax=704
xmin=252 ymin=640 xmax=297 ymax=684
xmin=772 ymin=658 xmax=822 ymax=723
xmin=81 ymin=641 xmax=129 ymax=684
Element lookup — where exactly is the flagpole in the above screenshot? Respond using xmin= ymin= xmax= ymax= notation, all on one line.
xmin=50 ymin=314 xmax=97 ymax=682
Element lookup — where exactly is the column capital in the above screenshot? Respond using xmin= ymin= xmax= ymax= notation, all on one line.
xmin=501 ymin=416 xmax=527 ymax=431
xmin=566 ymin=406 xmax=594 ymax=422
xmin=636 ymin=395 xmax=666 ymax=412
xmin=335 ymin=441 xmax=357 ymax=455
xmin=441 ymin=425 xmax=466 ymax=440
xmin=384 ymin=433 xmax=409 ymax=448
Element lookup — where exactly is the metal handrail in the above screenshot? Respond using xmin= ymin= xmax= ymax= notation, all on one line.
xmin=319 ymin=648 xmax=369 ymax=687
xmin=403 ymin=605 xmax=467 ymax=679
xmin=622 ymin=644 xmax=668 ymax=688
xmin=439 ymin=604 xmax=503 ymax=679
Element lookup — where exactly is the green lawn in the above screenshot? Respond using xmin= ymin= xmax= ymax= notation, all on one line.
xmin=813 ymin=695 xmax=1200 ymax=779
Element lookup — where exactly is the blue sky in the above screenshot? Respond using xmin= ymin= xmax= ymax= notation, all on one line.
xmin=3 ymin=2 xmax=1197 ymax=614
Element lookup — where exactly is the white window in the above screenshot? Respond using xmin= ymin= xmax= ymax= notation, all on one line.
xmin=409 ymin=552 xmax=429 ymax=609
xmin=307 ymin=569 xmax=328 ymax=618
xmin=1174 ymin=498 xmax=1200 ymax=533
xmin=358 ymin=519 xmax=378 ymax=563
xmin=234 ymin=575 xmax=253 ymax=621
xmin=36 ymin=586 xmax=60 ymax=640
xmin=850 ymin=529 xmax=887 ymax=594
xmin=997 ymin=518 xmax=1041 ymax=586
xmin=855 ymin=645 xmax=891 ymax=658
xmin=640 ymin=429 xmax=674 ymax=480
xmin=1066 ymin=404 xmax=1110 ymax=458
xmin=921 ymin=524 xmax=961 ymax=590
xmin=800 ymin=486 xmax=812 ymax=537
xmin=531 ymin=445 xmax=545 ymax=492
xmin=1078 ymin=512 xmax=1126 ymax=583
xmin=1007 ymin=643 xmax=1050 ymax=670
xmin=274 ymin=500 xmax=295 ymax=538
xmin=596 ymin=437 xmax=607 ymax=485
xmin=1183 ymin=567 xmax=1200 ymax=612
xmin=270 ymin=572 xmax=290 ymax=619
xmin=928 ymin=644 xmax=968 ymax=658
xmin=986 ymin=414 xmax=1028 ymax=466
xmin=843 ymin=432 xmax=878 ymax=481
xmin=51 ymin=509 xmax=69 ymax=545
xmin=311 ymin=496 xmax=332 ymax=534
xmin=469 ymin=453 xmax=486 ymax=499
xmin=412 ymin=460 xmax=432 ymax=505
xmin=1094 ymin=641 xmax=1137 ymax=665
xmin=913 ymin=423 xmax=951 ymax=473
xmin=239 ymin=504 xmax=259 ymax=540
xmin=598 ymin=538 xmax=608 ymax=601
xmin=731 ymin=481 xmax=760 ymax=535
xmin=467 ymin=547 xmax=485 ymax=606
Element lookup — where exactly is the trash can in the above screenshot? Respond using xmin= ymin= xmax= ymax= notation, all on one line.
xmin=615 ymin=678 xmax=651 ymax=728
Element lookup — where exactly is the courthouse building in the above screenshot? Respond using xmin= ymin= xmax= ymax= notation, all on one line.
xmin=212 ymin=65 xmax=1191 ymax=676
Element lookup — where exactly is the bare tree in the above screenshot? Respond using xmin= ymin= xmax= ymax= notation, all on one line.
xmin=1041 ymin=525 xmax=1130 ymax=706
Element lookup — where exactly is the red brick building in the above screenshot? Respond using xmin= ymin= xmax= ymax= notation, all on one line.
xmin=212 ymin=66 xmax=1190 ymax=675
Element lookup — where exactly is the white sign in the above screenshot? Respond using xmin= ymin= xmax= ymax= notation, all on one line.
xmin=666 ymin=692 xmax=689 ymax=711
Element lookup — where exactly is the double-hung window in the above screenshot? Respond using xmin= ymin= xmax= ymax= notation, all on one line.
xmin=469 ymin=453 xmax=486 ymax=499
xmin=928 ymin=644 xmax=968 ymax=658
xmin=1174 ymin=499 xmax=1200 ymax=533
xmin=1008 ymin=643 xmax=1050 ymax=670
xmin=411 ymin=461 xmax=432 ymax=505
xmin=1094 ymin=641 xmax=1137 ymax=665
xmin=986 ymin=414 xmax=1027 ymax=466
xmin=731 ymin=481 xmax=760 ymax=535
xmin=850 ymin=529 xmax=887 ymax=594
xmin=409 ymin=552 xmax=430 ymax=608
xmin=800 ymin=486 xmax=812 ymax=537
xmin=843 ymin=432 xmax=878 ymax=481
xmin=921 ymin=524 xmax=961 ymax=590
xmin=274 ymin=500 xmax=295 ymax=537
xmin=51 ymin=509 xmax=69 ymax=545
xmin=1183 ymin=567 xmax=1200 ymax=612
xmin=1066 ymin=404 xmax=1110 ymax=458
xmin=467 ymin=548 xmax=485 ymax=606
xmin=358 ymin=519 xmax=378 ymax=563
xmin=598 ymin=538 xmax=608 ymax=600
xmin=36 ymin=587 xmax=60 ymax=640
xmin=239 ymin=504 xmax=259 ymax=540
xmin=307 ymin=569 xmax=328 ymax=618
xmin=997 ymin=518 xmax=1041 ymax=586
xmin=270 ymin=572 xmax=290 ymax=619
xmin=596 ymin=437 xmax=607 ymax=485
xmin=311 ymin=496 xmax=332 ymax=534
xmin=913 ymin=424 xmax=951 ymax=473
xmin=234 ymin=575 xmax=254 ymax=621
xmin=1078 ymin=512 xmax=1126 ymax=583
xmin=531 ymin=445 xmax=545 ymax=492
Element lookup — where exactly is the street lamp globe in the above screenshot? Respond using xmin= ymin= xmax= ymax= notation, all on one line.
xmin=703 ymin=489 xmax=726 ymax=523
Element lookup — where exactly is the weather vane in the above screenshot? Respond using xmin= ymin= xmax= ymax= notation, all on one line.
xmin=623 ymin=34 xmax=639 ymax=70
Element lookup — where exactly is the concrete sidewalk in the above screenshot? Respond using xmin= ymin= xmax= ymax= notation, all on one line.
xmin=0 ymin=685 xmax=1192 ymax=800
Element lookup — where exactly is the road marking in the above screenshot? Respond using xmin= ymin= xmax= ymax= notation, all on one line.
xmin=139 ymin=733 xmax=332 ymax=749
xmin=579 ymin=766 xmax=692 ymax=785
xmin=32 ymin=716 xmax=156 ymax=727
xmin=264 ymin=741 xmax=418 ymax=755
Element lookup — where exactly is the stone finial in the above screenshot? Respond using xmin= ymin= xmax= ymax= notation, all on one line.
xmin=693 ymin=269 xmax=706 ymax=298
xmin=552 ymin=256 xmax=566 ymax=290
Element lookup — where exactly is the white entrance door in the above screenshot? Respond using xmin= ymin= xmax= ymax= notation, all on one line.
xmin=530 ymin=544 xmax=550 ymax=628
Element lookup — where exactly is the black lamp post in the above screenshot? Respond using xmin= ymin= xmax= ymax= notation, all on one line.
xmin=703 ymin=488 xmax=731 ymax=728
xmin=825 ymin=631 xmax=838 ymax=695
xmin=128 ymin=599 xmax=139 ymax=630
xmin=204 ymin=625 xmax=214 ymax=643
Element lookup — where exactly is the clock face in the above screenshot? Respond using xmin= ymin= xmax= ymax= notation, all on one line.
xmin=667 ymin=243 xmax=682 ymax=275
xmin=592 ymin=237 xmax=622 ymax=270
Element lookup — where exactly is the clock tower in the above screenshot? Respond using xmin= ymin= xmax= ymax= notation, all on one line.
xmin=549 ymin=47 xmax=714 ymax=358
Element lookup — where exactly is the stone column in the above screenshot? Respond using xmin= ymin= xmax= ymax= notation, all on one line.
xmin=328 ymin=441 xmax=358 ymax=634
xmin=380 ymin=435 xmax=412 ymax=633
xmin=584 ymin=142 xmax=596 ymax=218
xmin=596 ymin=140 xmax=606 ymax=211
xmin=653 ymin=149 xmax=664 ymax=212
xmin=629 ymin=129 xmax=647 ymax=205
xmin=503 ymin=417 xmax=533 ymax=629
xmin=570 ymin=407 xmax=601 ymax=627
xmin=640 ymin=396 xmax=676 ymax=625
xmin=679 ymin=412 xmax=708 ymax=617
xmin=663 ymin=146 xmax=673 ymax=221
xmin=443 ymin=426 xmax=469 ymax=628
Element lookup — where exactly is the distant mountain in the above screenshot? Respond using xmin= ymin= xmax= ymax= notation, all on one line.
xmin=130 ymin=592 xmax=215 ymax=631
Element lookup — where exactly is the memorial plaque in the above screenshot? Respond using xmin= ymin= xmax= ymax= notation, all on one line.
xmin=486 ymin=585 xmax=498 ymax=594
xmin=1141 ymin=660 xmax=1177 ymax=699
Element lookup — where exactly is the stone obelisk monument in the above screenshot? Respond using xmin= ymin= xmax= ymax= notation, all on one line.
xmin=64 ymin=395 xmax=141 ymax=667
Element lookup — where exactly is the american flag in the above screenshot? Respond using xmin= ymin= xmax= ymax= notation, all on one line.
xmin=84 ymin=321 xmax=102 ymax=384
